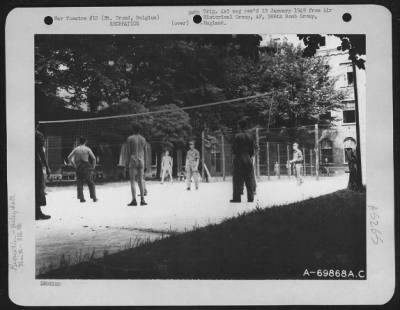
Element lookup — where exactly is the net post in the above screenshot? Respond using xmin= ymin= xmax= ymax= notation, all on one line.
xmin=255 ymin=127 xmax=260 ymax=179
xmin=177 ymin=150 xmax=182 ymax=179
xmin=277 ymin=143 xmax=281 ymax=179
xmin=221 ymin=133 xmax=226 ymax=181
xmin=315 ymin=124 xmax=319 ymax=181
xmin=286 ymin=144 xmax=290 ymax=178
xmin=201 ymin=130 xmax=205 ymax=182
xmin=266 ymin=141 xmax=270 ymax=180
xmin=302 ymin=145 xmax=306 ymax=177
xmin=45 ymin=136 xmax=49 ymax=167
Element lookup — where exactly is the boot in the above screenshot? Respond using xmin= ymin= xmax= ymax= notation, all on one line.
xmin=128 ymin=199 xmax=137 ymax=206
xmin=36 ymin=208 xmax=51 ymax=220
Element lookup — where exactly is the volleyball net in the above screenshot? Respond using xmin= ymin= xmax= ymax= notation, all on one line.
xmin=38 ymin=93 xmax=347 ymax=183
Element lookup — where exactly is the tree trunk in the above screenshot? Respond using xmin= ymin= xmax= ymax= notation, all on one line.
xmin=87 ymin=85 xmax=101 ymax=112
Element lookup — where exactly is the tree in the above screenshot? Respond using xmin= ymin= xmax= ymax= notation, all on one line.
xmin=97 ymin=100 xmax=154 ymax=142
xmin=262 ymin=42 xmax=345 ymax=128
xmin=214 ymin=40 xmax=345 ymax=141
xmin=35 ymin=34 xmax=262 ymax=113
xmin=97 ymin=100 xmax=192 ymax=178
xmin=36 ymin=35 xmax=343 ymax=145
xmin=148 ymin=104 xmax=192 ymax=177
xmin=35 ymin=34 xmax=264 ymax=157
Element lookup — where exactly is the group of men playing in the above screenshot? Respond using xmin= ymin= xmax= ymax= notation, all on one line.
xmin=35 ymin=120 xmax=304 ymax=220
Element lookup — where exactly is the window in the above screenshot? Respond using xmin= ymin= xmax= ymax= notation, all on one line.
xmin=319 ymin=36 xmax=326 ymax=47
xmin=320 ymin=111 xmax=331 ymax=121
xmin=343 ymin=110 xmax=356 ymax=124
xmin=343 ymin=101 xmax=355 ymax=110
xmin=344 ymin=138 xmax=357 ymax=163
xmin=346 ymin=71 xmax=354 ymax=85
xmin=342 ymin=101 xmax=356 ymax=124
xmin=320 ymin=139 xmax=333 ymax=163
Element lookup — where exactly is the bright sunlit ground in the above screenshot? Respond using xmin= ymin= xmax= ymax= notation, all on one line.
xmin=36 ymin=174 xmax=348 ymax=274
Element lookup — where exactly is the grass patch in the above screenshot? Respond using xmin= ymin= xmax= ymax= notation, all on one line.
xmin=38 ymin=189 xmax=366 ymax=279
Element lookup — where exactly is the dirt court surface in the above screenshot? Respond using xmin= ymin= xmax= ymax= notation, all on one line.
xmin=36 ymin=175 xmax=348 ymax=274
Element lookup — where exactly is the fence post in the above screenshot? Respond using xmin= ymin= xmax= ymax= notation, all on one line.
xmin=255 ymin=127 xmax=260 ymax=178
xmin=315 ymin=124 xmax=319 ymax=180
xmin=302 ymin=145 xmax=306 ymax=176
xmin=266 ymin=141 xmax=270 ymax=180
xmin=221 ymin=134 xmax=225 ymax=181
xmin=201 ymin=130 xmax=205 ymax=181
xmin=177 ymin=149 xmax=182 ymax=178
xmin=286 ymin=144 xmax=290 ymax=178
xmin=277 ymin=143 xmax=281 ymax=179
xmin=310 ymin=148 xmax=313 ymax=176
xmin=45 ymin=136 xmax=49 ymax=165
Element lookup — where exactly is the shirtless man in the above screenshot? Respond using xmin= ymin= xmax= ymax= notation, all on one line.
xmin=161 ymin=150 xmax=173 ymax=184
xmin=125 ymin=122 xmax=147 ymax=206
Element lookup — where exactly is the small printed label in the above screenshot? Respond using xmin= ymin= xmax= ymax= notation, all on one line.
xmin=303 ymin=269 xmax=366 ymax=279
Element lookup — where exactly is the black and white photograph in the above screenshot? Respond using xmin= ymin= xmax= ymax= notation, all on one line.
xmin=34 ymin=33 xmax=367 ymax=279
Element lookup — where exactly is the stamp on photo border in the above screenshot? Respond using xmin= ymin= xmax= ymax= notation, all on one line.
xmin=6 ymin=4 xmax=394 ymax=306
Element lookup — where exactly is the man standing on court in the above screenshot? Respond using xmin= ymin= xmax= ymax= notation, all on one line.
xmin=185 ymin=140 xmax=200 ymax=190
xmin=125 ymin=122 xmax=147 ymax=206
xmin=231 ymin=119 xmax=255 ymax=203
xmin=35 ymin=121 xmax=51 ymax=220
xmin=68 ymin=136 xmax=98 ymax=203
xmin=290 ymin=142 xmax=304 ymax=186
xmin=161 ymin=150 xmax=173 ymax=184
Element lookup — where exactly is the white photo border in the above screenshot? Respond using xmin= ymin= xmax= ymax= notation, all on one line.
xmin=6 ymin=4 xmax=394 ymax=306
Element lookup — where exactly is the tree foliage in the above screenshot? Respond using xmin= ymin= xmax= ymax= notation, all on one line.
xmin=261 ymin=41 xmax=345 ymax=128
xmin=35 ymin=35 xmax=262 ymax=111
xmin=95 ymin=100 xmax=191 ymax=149
xmin=36 ymin=35 xmax=344 ymax=144
xmin=216 ymin=41 xmax=345 ymax=133
xmin=297 ymin=34 xmax=366 ymax=69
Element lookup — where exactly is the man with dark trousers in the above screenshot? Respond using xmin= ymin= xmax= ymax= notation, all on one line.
xmin=35 ymin=122 xmax=51 ymax=220
xmin=231 ymin=119 xmax=255 ymax=203
xmin=68 ymin=136 xmax=98 ymax=203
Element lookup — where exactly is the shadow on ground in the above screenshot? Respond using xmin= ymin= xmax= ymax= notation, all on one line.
xmin=38 ymin=189 xmax=366 ymax=279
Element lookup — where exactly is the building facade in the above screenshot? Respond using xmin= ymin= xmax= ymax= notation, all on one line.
xmin=263 ymin=34 xmax=366 ymax=179
xmin=316 ymin=35 xmax=366 ymax=180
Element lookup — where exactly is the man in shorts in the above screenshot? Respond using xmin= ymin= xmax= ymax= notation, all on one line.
xmin=161 ymin=150 xmax=173 ymax=184
xmin=185 ymin=140 xmax=200 ymax=190
xmin=125 ymin=122 xmax=147 ymax=206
